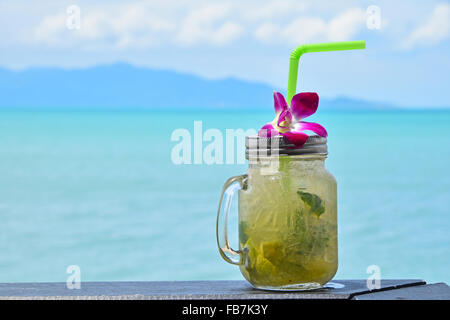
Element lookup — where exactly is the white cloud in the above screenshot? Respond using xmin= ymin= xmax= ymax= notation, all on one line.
xmin=241 ymin=0 xmax=307 ymax=21
xmin=254 ymin=8 xmax=366 ymax=44
xmin=403 ymin=3 xmax=450 ymax=49
xmin=174 ymin=3 xmax=243 ymax=46
xmin=327 ymin=8 xmax=366 ymax=41
xmin=16 ymin=1 xmax=447 ymax=51
xmin=211 ymin=22 xmax=244 ymax=46
xmin=254 ymin=22 xmax=280 ymax=43
xmin=282 ymin=17 xmax=327 ymax=44
xmin=31 ymin=2 xmax=245 ymax=48
xmin=34 ymin=15 xmax=67 ymax=45
xmin=33 ymin=3 xmax=176 ymax=48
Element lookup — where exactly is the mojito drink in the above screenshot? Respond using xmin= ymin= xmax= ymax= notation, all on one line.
xmin=238 ymin=156 xmax=337 ymax=290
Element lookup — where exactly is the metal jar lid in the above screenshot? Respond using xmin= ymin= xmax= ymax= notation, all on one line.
xmin=245 ymin=135 xmax=327 ymax=159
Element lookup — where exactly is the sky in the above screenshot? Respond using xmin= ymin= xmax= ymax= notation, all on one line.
xmin=0 ymin=0 xmax=449 ymax=107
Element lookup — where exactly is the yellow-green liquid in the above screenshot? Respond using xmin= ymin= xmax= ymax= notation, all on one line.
xmin=238 ymin=157 xmax=337 ymax=290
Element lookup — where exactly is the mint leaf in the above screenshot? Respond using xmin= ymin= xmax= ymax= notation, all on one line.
xmin=291 ymin=210 xmax=329 ymax=256
xmin=297 ymin=191 xmax=325 ymax=217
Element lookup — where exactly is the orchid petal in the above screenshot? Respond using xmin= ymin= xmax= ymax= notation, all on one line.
xmin=295 ymin=121 xmax=328 ymax=137
xmin=276 ymin=110 xmax=292 ymax=130
xmin=258 ymin=123 xmax=279 ymax=138
xmin=273 ymin=91 xmax=288 ymax=114
xmin=282 ymin=131 xmax=309 ymax=148
xmin=290 ymin=92 xmax=319 ymax=120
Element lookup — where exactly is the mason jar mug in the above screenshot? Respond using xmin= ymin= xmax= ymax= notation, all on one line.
xmin=216 ymin=135 xmax=338 ymax=291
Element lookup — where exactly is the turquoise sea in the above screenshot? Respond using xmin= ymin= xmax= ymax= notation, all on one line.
xmin=0 ymin=109 xmax=449 ymax=283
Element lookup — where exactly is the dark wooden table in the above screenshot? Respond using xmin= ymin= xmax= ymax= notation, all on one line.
xmin=0 ymin=280 xmax=449 ymax=300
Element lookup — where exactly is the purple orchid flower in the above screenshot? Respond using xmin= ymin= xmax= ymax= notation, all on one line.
xmin=258 ymin=91 xmax=328 ymax=148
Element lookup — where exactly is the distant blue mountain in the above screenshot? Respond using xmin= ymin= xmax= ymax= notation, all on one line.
xmin=0 ymin=63 xmax=397 ymax=110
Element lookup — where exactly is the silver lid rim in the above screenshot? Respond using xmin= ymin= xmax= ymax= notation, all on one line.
xmin=245 ymin=135 xmax=327 ymax=158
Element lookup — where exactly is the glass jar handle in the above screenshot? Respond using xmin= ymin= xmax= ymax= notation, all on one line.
xmin=216 ymin=174 xmax=247 ymax=265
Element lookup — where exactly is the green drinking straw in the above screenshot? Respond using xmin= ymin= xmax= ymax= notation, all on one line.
xmin=287 ymin=40 xmax=366 ymax=105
